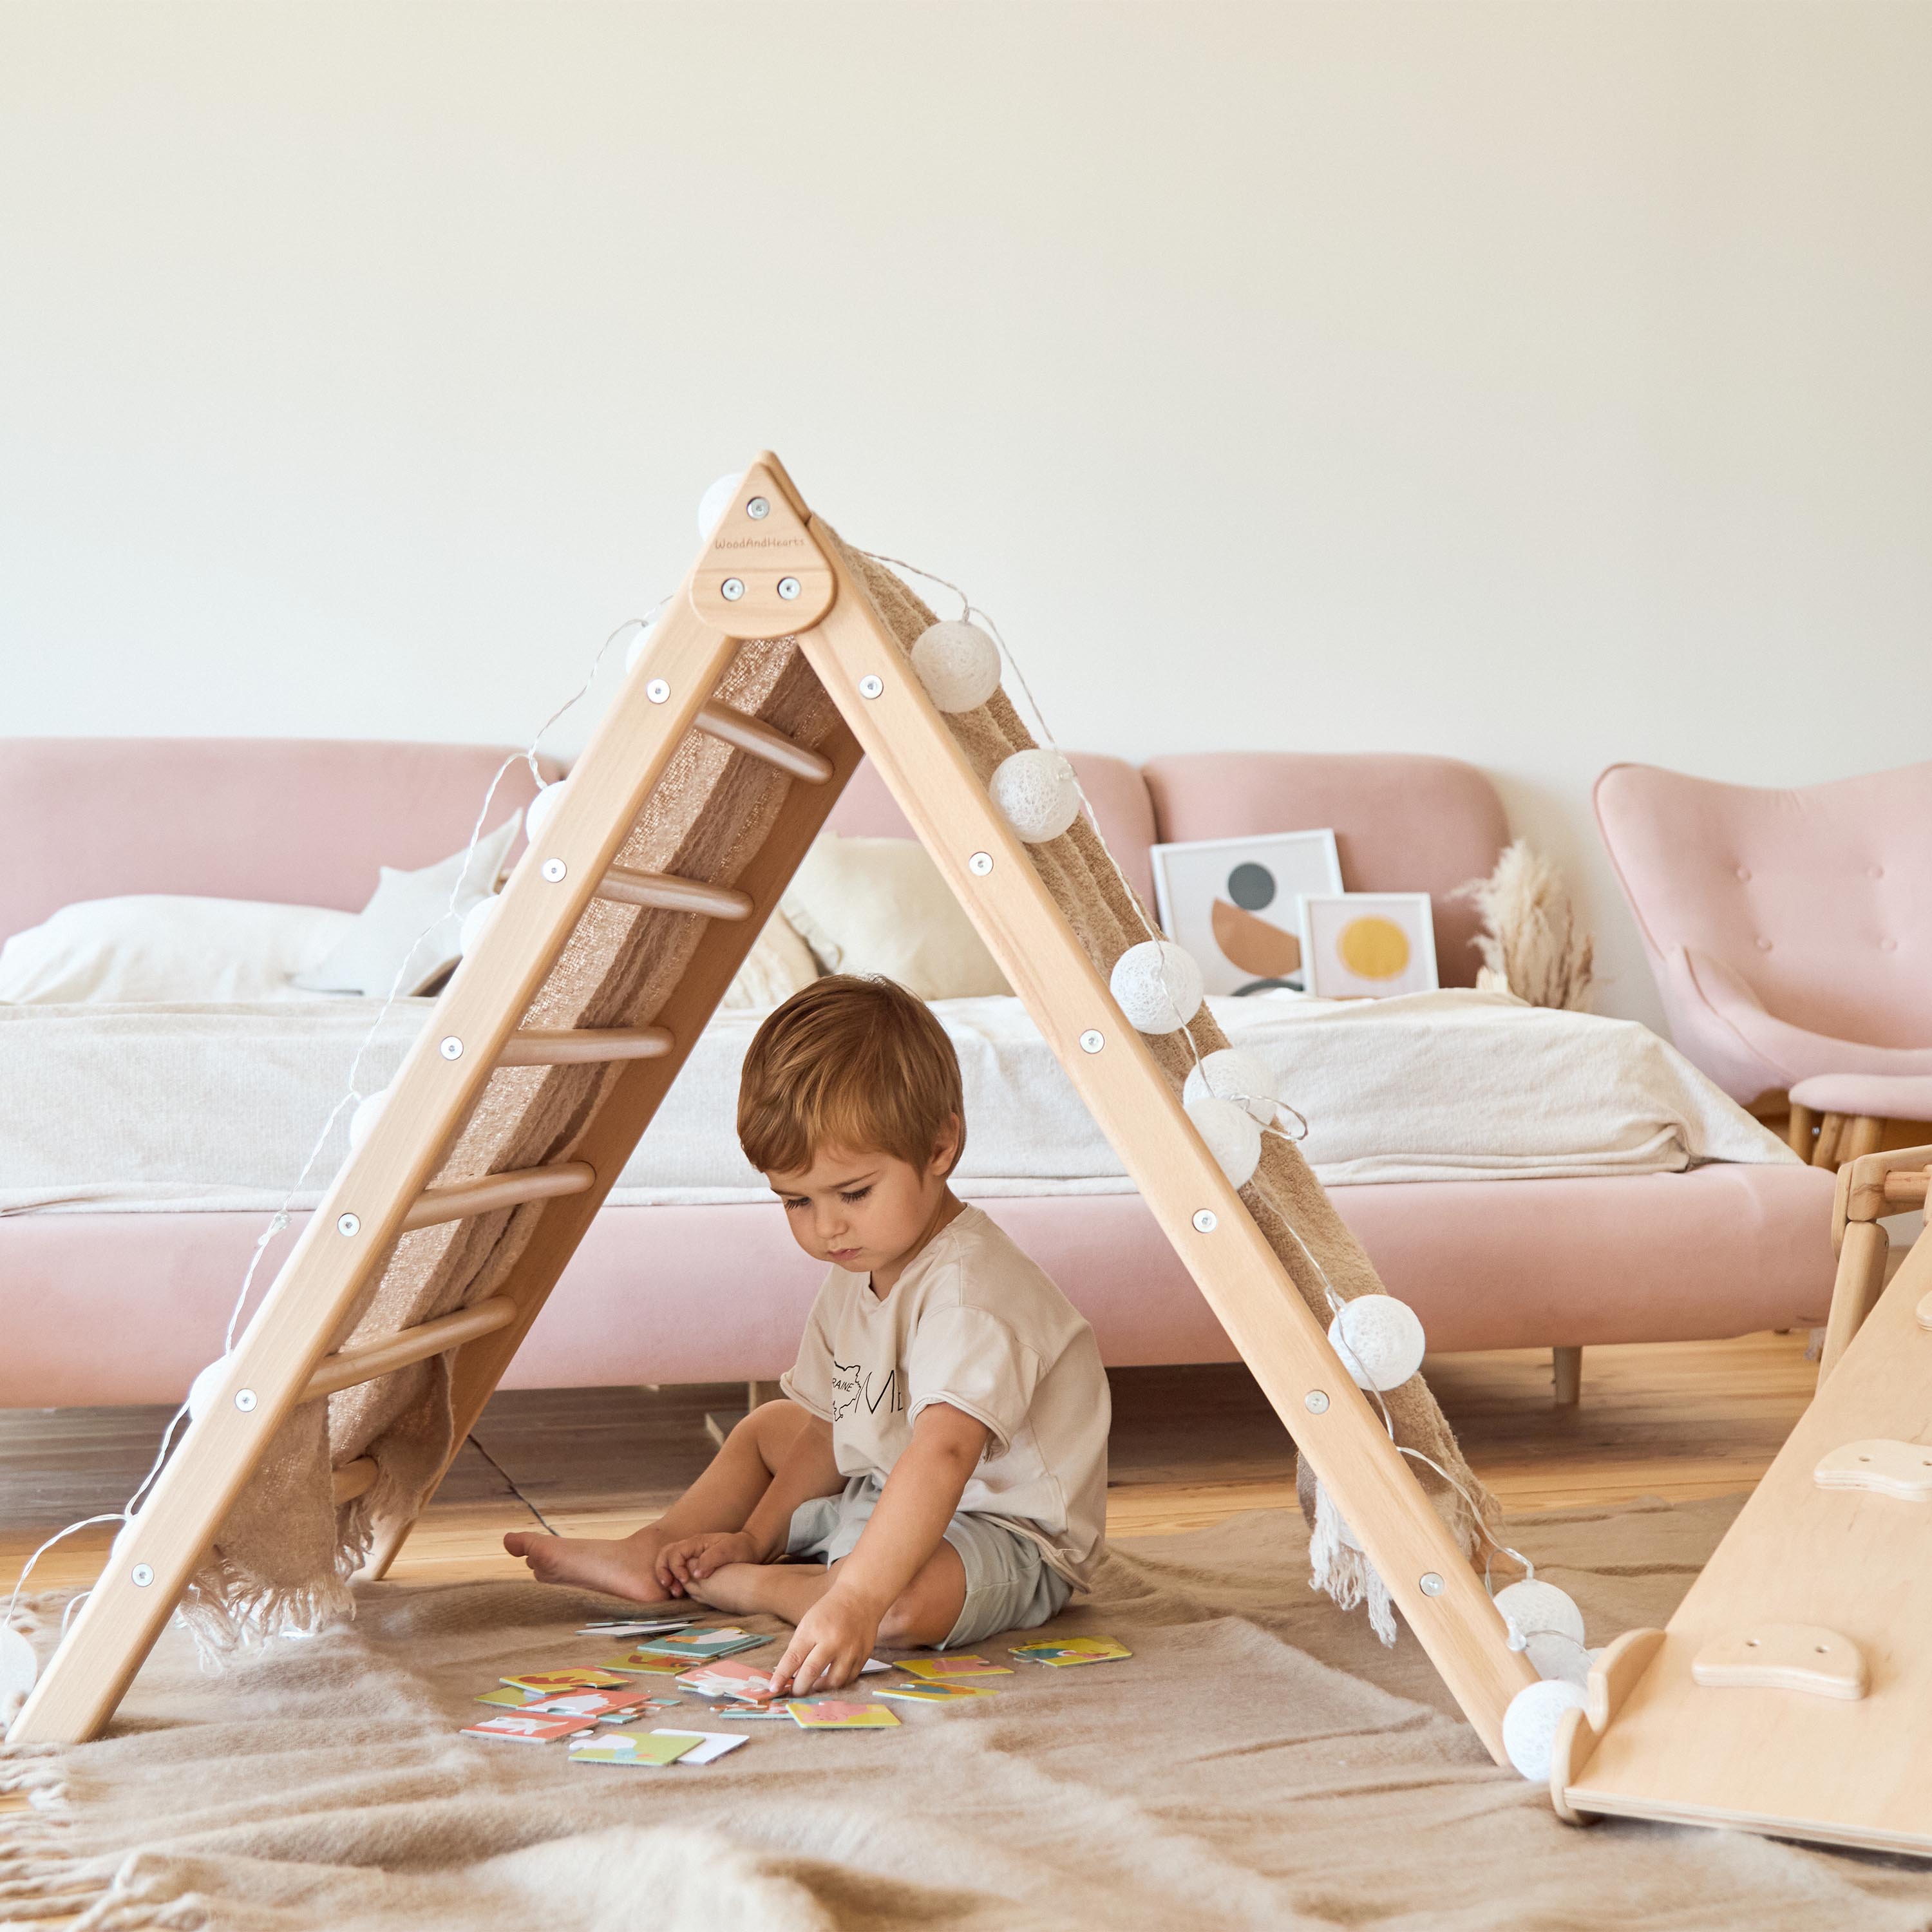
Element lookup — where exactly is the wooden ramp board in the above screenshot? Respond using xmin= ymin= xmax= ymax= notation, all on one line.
xmin=1560 ymin=1229 xmax=1932 ymax=1857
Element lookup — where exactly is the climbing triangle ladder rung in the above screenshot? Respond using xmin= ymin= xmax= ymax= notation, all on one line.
xmin=401 ymin=1161 xmax=595 ymax=1233
xmin=695 ymin=700 xmax=833 ymax=782
xmin=299 ymin=1298 xmax=520 ymax=1404
xmin=497 ymin=1027 xmax=674 ymax=1066
xmin=332 ymin=1459 xmax=378 ymax=1506
xmin=595 ymin=866 xmax=753 ymax=920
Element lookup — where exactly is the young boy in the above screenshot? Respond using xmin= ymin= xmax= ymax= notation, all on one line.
xmin=505 ymin=974 xmax=1110 ymax=1696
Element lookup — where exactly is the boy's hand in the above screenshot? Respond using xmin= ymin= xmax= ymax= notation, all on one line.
xmin=771 ymin=1586 xmax=880 ymax=1697
xmin=654 ymin=1529 xmax=764 ymax=1593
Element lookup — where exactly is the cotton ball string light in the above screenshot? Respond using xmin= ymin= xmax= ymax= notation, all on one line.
xmin=911 ymin=620 xmax=1002 ymax=714
xmin=459 ymin=895 xmax=500 ymax=960
xmin=1182 ymin=1046 xmax=1278 ymax=1128
xmin=187 ymin=1356 xmax=232 ymax=1424
xmin=697 ymin=471 xmax=743 ymax=539
xmin=1502 ymin=1678 xmax=1588 ymax=1783
xmin=1495 ymin=1578 xmax=1587 ymax=1683
xmin=0 ymin=1622 xmax=37 ymax=1711
xmin=348 ymin=1086 xmax=392 ymax=1155
xmin=1326 ymin=1296 xmax=1427 ymax=1392
xmin=526 ymin=778 xmax=569 ymax=844
xmin=1109 ymin=940 xmax=1204 ymax=1035
xmin=989 ymin=750 xmax=1079 ymax=844
xmin=623 ymin=614 xmax=661 ymax=676
xmin=1184 ymin=1093 xmax=1262 ymax=1189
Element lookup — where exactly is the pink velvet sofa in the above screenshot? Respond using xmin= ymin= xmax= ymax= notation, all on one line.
xmin=0 ymin=737 xmax=1838 ymax=1408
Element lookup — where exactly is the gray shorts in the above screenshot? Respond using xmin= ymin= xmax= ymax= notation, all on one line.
xmin=786 ymin=1474 xmax=1074 ymax=1650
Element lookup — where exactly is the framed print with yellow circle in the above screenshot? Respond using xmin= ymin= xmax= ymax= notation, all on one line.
xmin=1297 ymin=893 xmax=1439 ymax=999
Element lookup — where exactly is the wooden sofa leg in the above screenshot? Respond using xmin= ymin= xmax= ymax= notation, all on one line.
xmin=1812 ymin=1113 xmax=1845 ymax=1169
xmin=1553 ymin=1346 xmax=1581 ymax=1406
xmin=1817 ymin=1222 xmax=1889 ymax=1385
xmin=1786 ymin=1103 xmax=1816 ymax=1159
xmin=1840 ymin=1115 xmax=1886 ymax=1165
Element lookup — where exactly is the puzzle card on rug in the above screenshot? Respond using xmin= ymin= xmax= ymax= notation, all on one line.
xmin=524 ymin=1688 xmax=662 ymax=1719
xmin=634 ymin=1627 xmax=771 ymax=1662
xmin=473 ymin=1685 xmax=547 ymax=1709
xmin=650 ymin=1728 xmax=750 ymax=1765
xmin=462 ymin=1711 xmax=599 ymax=1745
xmin=1009 ymin=1636 xmax=1131 ymax=1667
xmin=575 ymin=1618 xmax=696 ymax=1638
xmin=500 ymin=1668 xmax=632 ymax=1692
xmin=900 ymin=1654 xmax=1012 ymax=1680
xmin=872 ymin=1680 xmax=996 ymax=1703
xmin=677 ymin=1660 xmax=780 ymax=1701
xmin=599 ymin=1649 xmax=689 ymax=1675
xmin=787 ymin=1700 xmax=900 ymax=1729
xmin=569 ymin=1730 xmax=699 ymax=1766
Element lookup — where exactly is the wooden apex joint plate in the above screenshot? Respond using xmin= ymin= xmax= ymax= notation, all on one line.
xmin=688 ymin=461 xmax=836 ymax=636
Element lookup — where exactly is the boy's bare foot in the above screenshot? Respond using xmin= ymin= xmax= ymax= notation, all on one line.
xmin=503 ymin=1526 xmax=676 ymax=1604
xmin=685 ymin=1560 xmax=828 ymax=1622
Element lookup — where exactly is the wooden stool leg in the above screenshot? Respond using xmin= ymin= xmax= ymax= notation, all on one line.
xmin=1787 ymin=1103 xmax=1817 ymax=1158
xmin=1553 ymin=1346 xmax=1582 ymax=1406
xmin=1817 ymin=1220 xmax=1889 ymax=1384
xmin=1812 ymin=1113 xmax=1846 ymax=1169
xmin=1840 ymin=1115 xmax=1886 ymax=1165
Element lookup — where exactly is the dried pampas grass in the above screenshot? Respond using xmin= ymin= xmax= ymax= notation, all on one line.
xmin=1455 ymin=840 xmax=1595 ymax=1011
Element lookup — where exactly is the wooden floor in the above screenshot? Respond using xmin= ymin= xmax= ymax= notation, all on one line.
xmin=0 ymin=1331 xmax=1818 ymax=1598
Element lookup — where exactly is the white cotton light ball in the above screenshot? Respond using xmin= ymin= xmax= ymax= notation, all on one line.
xmin=697 ymin=471 xmax=744 ymax=539
xmin=1109 ymin=940 xmax=1205 ymax=1035
xmin=989 ymin=750 xmax=1080 ymax=844
xmin=1495 ymin=1579 xmax=1587 ymax=1683
xmin=526 ymin=779 xmax=569 ymax=844
xmin=1182 ymin=1046 xmax=1278 ymax=1128
xmin=1326 ymin=1296 xmax=1427 ymax=1392
xmin=911 ymin=620 xmax=1002 ymax=713
xmin=0 ymin=1622 xmax=37 ymax=1709
xmin=623 ymin=614 xmax=661 ymax=676
xmin=1502 ymin=1678 xmax=1589 ymax=1783
xmin=348 ymin=1086 xmax=391 ymax=1154
xmin=1184 ymin=1092 xmax=1262 ymax=1189
xmin=187 ymin=1357 xmax=232 ymax=1424
xmin=459 ymin=894 xmax=500 ymax=959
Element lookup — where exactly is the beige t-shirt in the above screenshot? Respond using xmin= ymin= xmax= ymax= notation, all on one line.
xmin=779 ymin=1204 xmax=1110 ymax=1589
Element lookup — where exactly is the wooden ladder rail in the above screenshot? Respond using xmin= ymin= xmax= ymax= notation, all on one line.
xmin=8 ymin=564 xmax=757 ymax=1748
xmin=792 ymin=526 xmax=1535 ymax=1766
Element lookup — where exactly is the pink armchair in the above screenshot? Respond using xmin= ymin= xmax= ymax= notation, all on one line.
xmin=1595 ymin=761 xmax=1932 ymax=1166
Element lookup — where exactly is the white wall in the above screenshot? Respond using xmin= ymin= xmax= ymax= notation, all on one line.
xmin=4 ymin=1 xmax=1929 ymax=1028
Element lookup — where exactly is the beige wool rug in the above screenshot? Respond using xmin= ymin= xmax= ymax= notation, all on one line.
xmin=6 ymin=1497 xmax=1932 ymax=1931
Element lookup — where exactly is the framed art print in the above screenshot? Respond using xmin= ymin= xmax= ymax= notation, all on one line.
xmin=1297 ymin=893 xmax=1439 ymax=999
xmin=1149 ymin=830 xmax=1343 ymax=995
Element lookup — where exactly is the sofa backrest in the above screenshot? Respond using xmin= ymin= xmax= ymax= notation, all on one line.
xmin=833 ymin=748 xmax=1510 ymax=987
xmin=1596 ymin=759 xmax=1932 ymax=1049
xmin=0 ymin=738 xmax=553 ymax=943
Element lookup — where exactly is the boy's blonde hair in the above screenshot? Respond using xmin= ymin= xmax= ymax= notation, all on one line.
xmin=737 ymin=974 xmax=965 ymax=1179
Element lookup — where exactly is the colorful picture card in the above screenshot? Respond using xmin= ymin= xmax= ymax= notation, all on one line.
xmin=649 ymin=1728 xmax=749 ymax=1765
xmin=634 ymin=1627 xmax=770 ymax=1662
xmin=500 ymin=1668 xmax=632 ymax=1693
xmin=872 ymin=1680 xmax=995 ymax=1704
xmin=474 ymin=1684 xmax=547 ymax=1709
xmin=569 ymin=1730 xmax=699 ymax=1767
xmin=462 ymin=1711 xmax=598 ymax=1745
xmin=524 ymin=1687 xmax=663 ymax=1719
xmin=787 ymin=1700 xmax=900 ymax=1730
xmin=1009 ymin=1636 xmax=1132 ymax=1667
xmin=576 ymin=1617 xmax=696 ymax=1639
xmin=899 ymin=1654 xmax=1012 ymax=1681
xmin=600 ymin=1649 xmax=689 ymax=1676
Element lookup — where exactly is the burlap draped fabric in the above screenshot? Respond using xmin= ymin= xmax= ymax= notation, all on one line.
xmin=182 ymin=536 xmax=1490 ymax=1653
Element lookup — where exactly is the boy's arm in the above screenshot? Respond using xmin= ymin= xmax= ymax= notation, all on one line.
xmin=658 ymin=1412 xmax=844 ymax=1587
xmin=772 ymin=1401 xmax=990 ymax=1694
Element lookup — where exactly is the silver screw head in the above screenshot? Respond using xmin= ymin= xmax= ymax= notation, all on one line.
xmin=439 ymin=1035 xmax=463 ymax=1061
xmin=721 ymin=577 xmax=746 ymax=601
xmin=131 ymin=1563 xmax=155 ymax=1587
xmin=235 ymin=1388 xmax=257 ymax=1412
xmin=746 ymin=496 xmax=770 ymax=519
xmin=1303 ymin=1389 xmax=1331 ymax=1414
xmin=646 ymin=677 xmax=670 ymax=704
xmin=777 ymin=576 xmax=800 ymax=600
xmin=858 ymin=674 xmax=884 ymax=699
xmin=1079 ymin=1029 xmax=1104 ymax=1054
xmin=1419 ymin=1572 xmax=1446 ymax=1597
xmin=1192 ymin=1208 xmax=1218 ymax=1233
xmin=337 ymin=1212 xmax=361 ymax=1238
xmin=542 ymin=857 xmax=567 ymax=883
xmin=969 ymin=851 xmax=994 ymax=876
